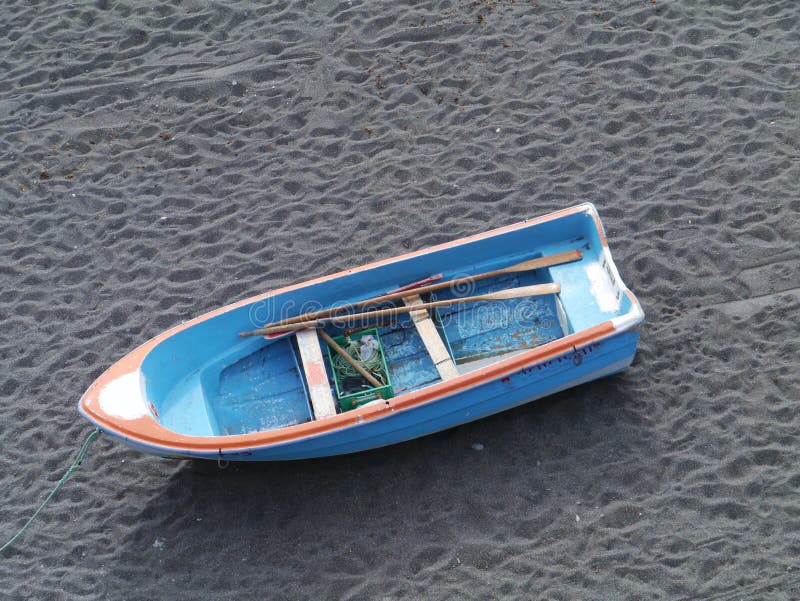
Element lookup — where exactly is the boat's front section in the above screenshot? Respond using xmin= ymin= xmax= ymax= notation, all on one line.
xmin=78 ymin=337 xmax=182 ymax=458
xmin=77 ymin=292 xmax=349 ymax=460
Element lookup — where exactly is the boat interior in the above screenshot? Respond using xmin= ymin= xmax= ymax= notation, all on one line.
xmin=140 ymin=209 xmax=635 ymax=437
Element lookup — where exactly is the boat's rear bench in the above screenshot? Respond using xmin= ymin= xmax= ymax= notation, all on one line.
xmin=403 ymin=293 xmax=459 ymax=381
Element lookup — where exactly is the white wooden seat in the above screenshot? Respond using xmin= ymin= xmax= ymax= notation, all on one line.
xmin=295 ymin=329 xmax=337 ymax=419
xmin=403 ymin=294 xmax=459 ymax=380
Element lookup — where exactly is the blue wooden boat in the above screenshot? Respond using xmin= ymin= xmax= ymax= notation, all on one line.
xmin=79 ymin=204 xmax=644 ymax=461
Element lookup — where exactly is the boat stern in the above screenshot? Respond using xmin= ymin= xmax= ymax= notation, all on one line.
xmin=575 ymin=202 xmax=645 ymax=335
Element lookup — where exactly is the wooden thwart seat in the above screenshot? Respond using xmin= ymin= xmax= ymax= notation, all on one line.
xmin=403 ymin=294 xmax=459 ymax=380
xmin=295 ymin=329 xmax=337 ymax=419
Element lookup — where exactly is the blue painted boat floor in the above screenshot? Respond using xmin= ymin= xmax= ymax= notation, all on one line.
xmin=375 ymin=319 xmax=442 ymax=393
xmin=432 ymin=268 xmax=566 ymax=364
xmin=212 ymin=338 xmax=311 ymax=435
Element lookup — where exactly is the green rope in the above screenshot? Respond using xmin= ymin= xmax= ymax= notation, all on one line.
xmin=1 ymin=428 xmax=102 ymax=556
xmin=332 ymin=336 xmax=386 ymax=384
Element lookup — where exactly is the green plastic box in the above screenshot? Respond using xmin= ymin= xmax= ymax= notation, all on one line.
xmin=326 ymin=328 xmax=393 ymax=411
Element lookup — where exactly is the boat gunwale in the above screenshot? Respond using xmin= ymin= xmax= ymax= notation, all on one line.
xmin=78 ymin=203 xmax=643 ymax=454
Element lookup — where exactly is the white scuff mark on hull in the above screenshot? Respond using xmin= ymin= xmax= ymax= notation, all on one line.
xmin=585 ymin=261 xmax=621 ymax=313
xmin=98 ymin=370 xmax=149 ymax=420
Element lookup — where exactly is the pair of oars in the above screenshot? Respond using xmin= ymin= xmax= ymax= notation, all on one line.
xmin=239 ymin=249 xmax=581 ymax=338
xmin=300 ymin=283 xmax=563 ymax=391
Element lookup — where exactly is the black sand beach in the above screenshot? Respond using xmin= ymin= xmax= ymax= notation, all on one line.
xmin=1 ymin=0 xmax=799 ymax=598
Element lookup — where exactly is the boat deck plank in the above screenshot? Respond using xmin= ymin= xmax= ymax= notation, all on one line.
xmin=295 ymin=329 xmax=338 ymax=419
xmin=403 ymin=294 xmax=459 ymax=380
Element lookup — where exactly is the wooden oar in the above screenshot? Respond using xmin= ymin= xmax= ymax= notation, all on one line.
xmin=264 ymin=249 xmax=581 ymax=329
xmin=344 ymin=321 xmax=396 ymax=336
xmin=262 ymin=274 xmax=441 ymax=340
xmin=240 ymin=282 xmax=560 ymax=337
xmin=318 ymin=330 xmax=383 ymax=389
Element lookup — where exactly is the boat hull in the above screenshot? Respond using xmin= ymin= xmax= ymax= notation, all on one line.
xmin=79 ymin=203 xmax=644 ymax=461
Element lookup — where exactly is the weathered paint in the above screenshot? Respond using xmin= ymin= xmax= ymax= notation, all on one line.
xmin=295 ymin=329 xmax=337 ymax=419
xmin=98 ymin=371 xmax=149 ymax=420
xmin=585 ymin=262 xmax=621 ymax=313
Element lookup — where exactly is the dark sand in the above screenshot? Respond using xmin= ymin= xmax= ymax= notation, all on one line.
xmin=1 ymin=0 xmax=799 ymax=599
